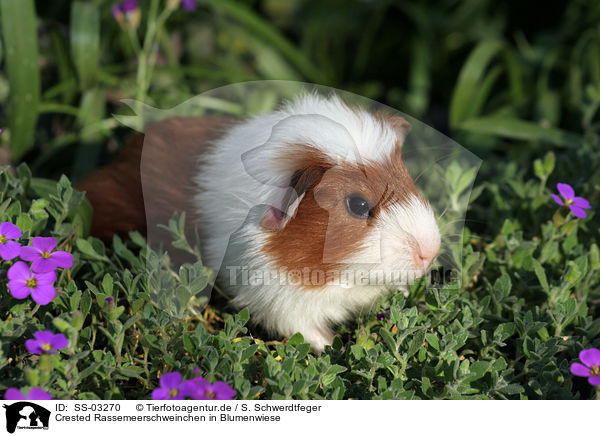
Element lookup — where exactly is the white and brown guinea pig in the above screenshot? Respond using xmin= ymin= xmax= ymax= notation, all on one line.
xmin=80 ymin=93 xmax=441 ymax=351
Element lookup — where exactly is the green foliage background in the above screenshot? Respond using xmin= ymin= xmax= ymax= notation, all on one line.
xmin=0 ymin=0 xmax=599 ymax=399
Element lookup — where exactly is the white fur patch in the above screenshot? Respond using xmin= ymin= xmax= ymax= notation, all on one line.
xmin=280 ymin=93 xmax=402 ymax=164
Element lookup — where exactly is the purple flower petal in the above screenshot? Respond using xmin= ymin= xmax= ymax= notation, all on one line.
xmin=36 ymin=271 xmax=57 ymax=286
xmin=551 ymin=194 xmax=564 ymax=206
xmin=572 ymin=196 xmax=591 ymax=210
xmin=32 ymin=236 xmax=57 ymax=252
xmin=31 ymin=257 xmax=58 ymax=273
xmin=211 ymin=381 xmax=236 ymax=399
xmin=557 ymin=183 xmax=575 ymax=200
xmin=50 ymin=251 xmax=73 ymax=269
xmin=25 ymin=339 xmax=43 ymax=354
xmin=152 ymin=387 xmax=170 ymax=400
xmin=34 ymin=330 xmax=55 ymax=343
xmin=4 ymin=388 xmax=26 ymax=400
xmin=8 ymin=281 xmax=31 ymax=299
xmin=188 ymin=378 xmax=211 ymax=400
xmin=579 ymin=348 xmax=600 ymax=368
xmin=31 ymin=285 xmax=56 ymax=305
xmin=8 ymin=261 xmax=32 ymax=281
xmin=179 ymin=380 xmax=199 ymax=397
xmin=159 ymin=372 xmax=182 ymax=389
xmin=0 ymin=222 xmax=22 ymax=239
xmin=0 ymin=241 xmax=21 ymax=260
xmin=589 ymin=375 xmax=600 ymax=386
xmin=568 ymin=205 xmax=587 ymax=218
xmin=120 ymin=0 xmax=139 ymax=12
xmin=112 ymin=4 xmax=122 ymax=20
xmin=19 ymin=245 xmax=42 ymax=261
xmin=570 ymin=362 xmax=591 ymax=377
xmin=181 ymin=0 xmax=197 ymax=11
xmin=188 ymin=378 xmax=235 ymax=400
xmin=50 ymin=333 xmax=68 ymax=350
xmin=27 ymin=388 xmax=53 ymax=400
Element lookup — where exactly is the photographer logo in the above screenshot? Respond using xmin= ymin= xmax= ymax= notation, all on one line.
xmin=2 ymin=402 xmax=50 ymax=434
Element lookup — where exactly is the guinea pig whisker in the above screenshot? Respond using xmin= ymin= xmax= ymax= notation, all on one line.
xmin=438 ymin=205 xmax=450 ymax=219
xmin=229 ymin=191 xmax=255 ymax=208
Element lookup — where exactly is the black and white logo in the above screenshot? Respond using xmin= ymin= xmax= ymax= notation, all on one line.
xmin=3 ymin=402 xmax=51 ymax=434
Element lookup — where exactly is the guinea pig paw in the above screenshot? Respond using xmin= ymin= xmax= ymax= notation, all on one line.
xmin=304 ymin=331 xmax=334 ymax=355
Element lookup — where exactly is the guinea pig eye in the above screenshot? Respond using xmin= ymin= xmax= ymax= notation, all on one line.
xmin=345 ymin=194 xmax=373 ymax=219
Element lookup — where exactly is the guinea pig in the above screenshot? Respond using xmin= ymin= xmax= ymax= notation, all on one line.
xmin=79 ymin=93 xmax=441 ymax=352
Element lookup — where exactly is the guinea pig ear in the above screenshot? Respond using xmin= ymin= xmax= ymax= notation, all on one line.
xmin=260 ymin=165 xmax=327 ymax=230
xmin=387 ymin=115 xmax=411 ymax=145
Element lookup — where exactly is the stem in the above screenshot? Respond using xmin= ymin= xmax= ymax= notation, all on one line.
xmin=29 ymin=304 xmax=41 ymax=318
xmin=134 ymin=0 xmax=174 ymax=127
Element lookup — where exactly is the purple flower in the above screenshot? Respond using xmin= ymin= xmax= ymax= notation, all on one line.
xmin=20 ymin=237 xmax=73 ymax=273
xmin=112 ymin=0 xmax=141 ymax=28
xmin=152 ymin=372 xmax=195 ymax=400
xmin=376 ymin=310 xmax=391 ymax=321
xmin=4 ymin=388 xmax=53 ymax=400
xmin=187 ymin=377 xmax=236 ymax=400
xmin=25 ymin=330 xmax=68 ymax=355
xmin=112 ymin=0 xmax=138 ymax=16
xmin=181 ymin=0 xmax=197 ymax=11
xmin=8 ymin=261 xmax=56 ymax=305
xmin=570 ymin=347 xmax=600 ymax=386
xmin=0 ymin=222 xmax=22 ymax=260
xmin=552 ymin=183 xmax=591 ymax=218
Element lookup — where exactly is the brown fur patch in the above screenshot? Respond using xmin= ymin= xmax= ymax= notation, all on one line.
xmin=263 ymin=141 xmax=421 ymax=288
xmin=78 ymin=116 xmax=233 ymax=242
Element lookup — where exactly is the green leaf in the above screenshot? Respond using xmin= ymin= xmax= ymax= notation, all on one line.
xmin=78 ymin=361 xmax=103 ymax=380
xmin=425 ymin=333 xmax=440 ymax=351
xmin=102 ymin=274 xmax=114 ymax=296
xmin=80 ymin=290 xmax=92 ymax=317
xmin=76 ymin=238 xmax=108 ymax=261
xmin=449 ymin=39 xmax=503 ymax=127
xmin=0 ymin=0 xmax=41 ymax=160
xmin=16 ymin=214 xmax=32 ymax=232
xmin=53 ymin=318 xmax=71 ymax=332
xmin=533 ymin=260 xmax=549 ymax=294
xmin=70 ymin=1 xmax=100 ymax=88
xmin=463 ymin=361 xmax=490 ymax=383
xmin=70 ymin=290 xmax=82 ymax=312
xmin=533 ymin=159 xmax=544 ymax=179
xmin=458 ymin=117 xmax=582 ymax=148
xmin=287 ymin=332 xmax=304 ymax=347
xmin=321 ymin=365 xmax=346 ymax=386
xmin=241 ymin=344 xmax=259 ymax=362
xmin=379 ymin=328 xmax=397 ymax=355
xmin=543 ymin=152 xmax=555 ymax=175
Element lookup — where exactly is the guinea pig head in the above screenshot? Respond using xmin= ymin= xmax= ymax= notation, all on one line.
xmin=250 ymin=110 xmax=441 ymax=289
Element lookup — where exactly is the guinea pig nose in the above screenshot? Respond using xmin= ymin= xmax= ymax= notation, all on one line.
xmin=414 ymin=242 xmax=440 ymax=268
xmin=413 ymin=250 xmax=427 ymax=268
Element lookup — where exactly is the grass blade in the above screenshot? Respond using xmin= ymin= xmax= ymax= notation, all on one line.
xmin=458 ymin=116 xmax=582 ymax=148
xmin=0 ymin=0 xmax=41 ymax=161
xmin=203 ymin=0 xmax=323 ymax=82
xmin=449 ymin=39 xmax=503 ymax=128
xmin=70 ymin=1 xmax=100 ymax=89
